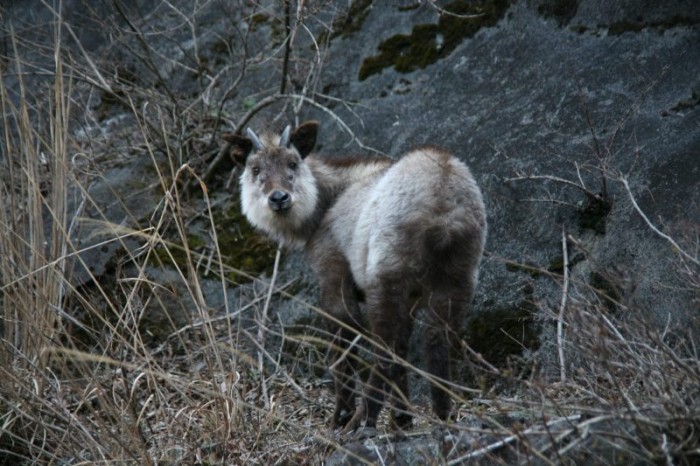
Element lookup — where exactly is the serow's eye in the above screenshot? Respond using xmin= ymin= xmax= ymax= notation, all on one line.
xmin=288 ymin=162 xmax=298 ymax=170
xmin=251 ymin=167 xmax=260 ymax=177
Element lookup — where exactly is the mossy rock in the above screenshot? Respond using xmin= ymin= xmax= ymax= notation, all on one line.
xmin=608 ymin=15 xmax=699 ymax=35
xmin=150 ymin=197 xmax=277 ymax=282
xmin=359 ymin=0 xmax=513 ymax=81
xmin=151 ymin=236 xmax=203 ymax=277
xmin=331 ymin=0 xmax=374 ymax=39
xmin=213 ymin=203 xmax=278 ymax=281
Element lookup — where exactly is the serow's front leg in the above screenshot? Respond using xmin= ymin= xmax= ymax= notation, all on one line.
xmin=330 ymin=327 xmax=359 ymax=428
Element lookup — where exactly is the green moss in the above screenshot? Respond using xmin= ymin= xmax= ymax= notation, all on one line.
xmin=249 ymin=12 xmax=272 ymax=31
xmin=315 ymin=0 xmax=373 ymax=48
xmin=213 ymin=204 xmax=278 ymax=282
xmin=248 ymin=11 xmax=285 ymax=44
xmin=608 ymin=16 xmax=698 ymax=35
xmin=670 ymin=91 xmax=700 ymax=113
xmin=608 ymin=21 xmax=645 ymax=35
xmin=570 ymin=24 xmax=588 ymax=34
xmin=331 ymin=0 xmax=374 ymax=40
xmin=151 ymin=234 xmax=207 ymax=277
xmin=210 ymin=38 xmax=230 ymax=55
xmin=358 ymin=0 xmax=513 ymax=81
xmin=547 ymin=256 xmax=565 ymax=274
xmin=186 ymin=234 xmax=206 ymax=250
xmin=398 ymin=3 xmax=420 ymax=12
xmin=148 ymin=195 xmax=276 ymax=282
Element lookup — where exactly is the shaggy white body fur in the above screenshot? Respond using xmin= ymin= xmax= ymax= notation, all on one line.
xmin=328 ymin=147 xmax=486 ymax=290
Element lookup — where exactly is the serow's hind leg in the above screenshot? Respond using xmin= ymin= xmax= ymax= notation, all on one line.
xmin=389 ymin=316 xmax=413 ymax=430
xmin=360 ymin=281 xmax=412 ymax=430
xmin=425 ymin=291 xmax=467 ymax=421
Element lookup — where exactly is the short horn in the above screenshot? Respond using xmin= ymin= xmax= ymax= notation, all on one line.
xmin=279 ymin=125 xmax=291 ymax=148
xmin=246 ymin=128 xmax=264 ymax=151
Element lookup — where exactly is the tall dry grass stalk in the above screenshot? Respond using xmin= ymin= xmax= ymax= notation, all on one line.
xmin=0 ymin=20 xmax=83 ymax=463
xmin=0 ymin=25 xmax=68 ymax=388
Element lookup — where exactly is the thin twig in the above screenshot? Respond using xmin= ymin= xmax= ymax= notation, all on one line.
xmin=328 ymin=334 xmax=362 ymax=371
xmin=505 ymin=173 xmax=603 ymax=201
xmin=427 ymin=0 xmax=485 ymax=19
xmin=279 ymin=0 xmax=292 ymax=95
xmin=577 ymin=86 xmax=607 ymax=199
xmin=621 ymin=177 xmax=699 ymax=267
xmin=258 ymin=248 xmax=283 ymax=409
xmin=558 ymin=226 xmax=569 ymax=383
xmin=448 ymin=415 xmax=582 ymax=464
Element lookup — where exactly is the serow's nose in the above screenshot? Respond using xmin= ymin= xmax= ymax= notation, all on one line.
xmin=268 ymin=190 xmax=291 ymax=211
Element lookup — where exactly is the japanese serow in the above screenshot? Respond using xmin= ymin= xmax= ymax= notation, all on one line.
xmin=224 ymin=121 xmax=486 ymax=432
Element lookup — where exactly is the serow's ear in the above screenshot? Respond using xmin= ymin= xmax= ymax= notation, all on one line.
xmin=289 ymin=120 xmax=319 ymax=158
xmin=222 ymin=132 xmax=253 ymax=164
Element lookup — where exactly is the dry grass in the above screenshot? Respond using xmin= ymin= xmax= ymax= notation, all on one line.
xmin=0 ymin=10 xmax=335 ymax=464
xmin=0 ymin=2 xmax=698 ymax=465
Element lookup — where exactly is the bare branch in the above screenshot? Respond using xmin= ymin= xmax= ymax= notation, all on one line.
xmin=558 ymin=226 xmax=569 ymax=383
xmin=258 ymin=247 xmax=282 ymax=409
xmin=505 ymin=173 xmax=605 ymax=201
xmin=620 ymin=177 xmax=699 ymax=267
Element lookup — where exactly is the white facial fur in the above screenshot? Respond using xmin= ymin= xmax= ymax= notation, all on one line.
xmin=239 ymin=145 xmax=319 ymax=248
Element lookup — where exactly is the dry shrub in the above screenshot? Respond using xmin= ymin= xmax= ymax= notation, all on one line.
xmin=508 ymin=256 xmax=700 ymax=465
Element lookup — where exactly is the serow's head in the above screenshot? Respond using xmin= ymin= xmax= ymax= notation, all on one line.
xmin=223 ymin=121 xmax=319 ymax=241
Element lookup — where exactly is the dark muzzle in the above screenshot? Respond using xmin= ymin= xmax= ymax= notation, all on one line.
xmin=268 ymin=190 xmax=291 ymax=211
